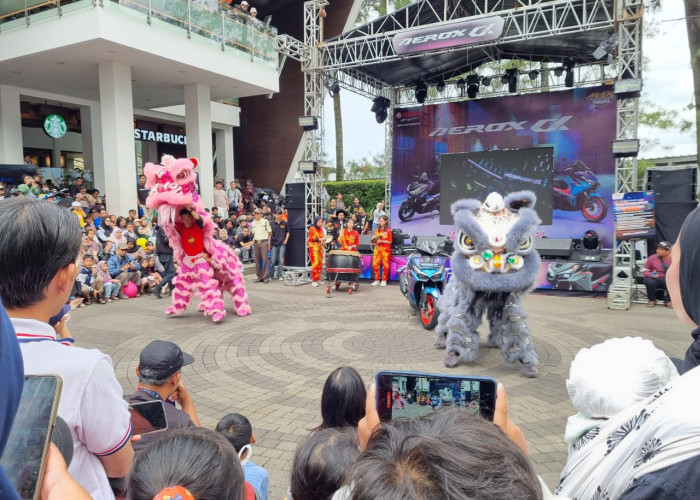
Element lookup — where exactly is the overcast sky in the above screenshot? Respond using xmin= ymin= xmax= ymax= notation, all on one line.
xmin=322 ymin=0 xmax=696 ymax=164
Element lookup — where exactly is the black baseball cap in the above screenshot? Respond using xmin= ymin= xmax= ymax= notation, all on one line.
xmin=138 ymin=340 xmax=195 ymax=380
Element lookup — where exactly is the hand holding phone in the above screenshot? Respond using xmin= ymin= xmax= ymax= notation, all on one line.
xmin=374 ymin=371 xmax=497 ymax=422
xmin=128 ymin=400 xmax=167 ymax=436
xmin=1 ymin=375 xmax=62 ymax=500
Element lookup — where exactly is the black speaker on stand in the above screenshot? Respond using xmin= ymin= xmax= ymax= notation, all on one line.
xmin=285 ymin=182 xmax=306 ymax=208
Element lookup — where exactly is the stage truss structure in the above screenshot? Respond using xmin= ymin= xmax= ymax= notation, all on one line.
xmin=276 ymin=0 xmax=642 ymax=306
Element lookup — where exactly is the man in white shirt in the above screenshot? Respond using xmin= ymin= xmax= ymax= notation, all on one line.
xmin=0 ymin=198 xmax=134 ymax=500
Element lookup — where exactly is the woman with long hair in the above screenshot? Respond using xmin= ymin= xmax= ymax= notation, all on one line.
xmin=371 ymin=215 xmax=392 ymax=287
xmin=316 ymin=366 xmax=366 ymax=430
xmin=308 ymin=216 xmax=325 ymax=287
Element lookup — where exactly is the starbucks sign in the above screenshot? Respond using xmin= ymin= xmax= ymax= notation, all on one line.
xmin=43 ymin=114 xmax=67 ymax=139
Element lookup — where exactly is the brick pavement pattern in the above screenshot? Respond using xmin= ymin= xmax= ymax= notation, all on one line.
xmin=69 ymin=281 xmax=690 ymax=498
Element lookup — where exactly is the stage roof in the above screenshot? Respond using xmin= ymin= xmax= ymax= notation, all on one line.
xmin=325 ymin=0 xmax=617 ymax=88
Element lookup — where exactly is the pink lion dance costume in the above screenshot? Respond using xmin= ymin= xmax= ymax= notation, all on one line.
xmin=144 ymin=156 xmax=251 ymax=322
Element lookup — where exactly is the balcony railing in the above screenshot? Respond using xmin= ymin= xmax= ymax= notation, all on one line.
xmin=0 ymin=0 xmax=278 ymax=66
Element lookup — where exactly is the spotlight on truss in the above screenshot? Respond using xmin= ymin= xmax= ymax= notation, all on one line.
xmin=415 ymin=79 xmax=428 ymax=104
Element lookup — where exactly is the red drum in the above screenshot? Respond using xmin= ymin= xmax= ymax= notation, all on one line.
xmin=326 ymin=250 xmax=363 ymax=282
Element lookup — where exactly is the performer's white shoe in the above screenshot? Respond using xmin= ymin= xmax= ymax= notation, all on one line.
xmin=380 ymin=281 xmax=387 ymax=287
xmin=312 ymin=281 xmax=319 ymax=287
xmin=371 ymin=280 xmax=380 ymax=286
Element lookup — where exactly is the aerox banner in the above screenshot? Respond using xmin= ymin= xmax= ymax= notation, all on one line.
xmin=392 ymin=16 xmax=504 ymax=55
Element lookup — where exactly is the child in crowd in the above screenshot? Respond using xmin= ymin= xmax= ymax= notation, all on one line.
xmin=564 ymin=336 xmax=678 ymax=446
xmin=78 ymin=254 xmax=105 ymax=304
xmin=139 ymin=257 xmax=160 ymax=294
xmin=235 ymin=226 xmax=254 ymax=263
xmin=71 ymin=201 xmax=86 ymax=228
xmin=215 ymin=413 xmax=270 ymax=500
xmin=97 ymin=260 xmax=121 ymax=302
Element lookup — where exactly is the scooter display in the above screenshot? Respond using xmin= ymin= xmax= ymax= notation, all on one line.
xmin=398 ymin=172 xmax=440 ymax=222
xmin=398 ymin=236 xmax=452 ymax=330
xmin=553 ymin=161 xmax=608 ymax=222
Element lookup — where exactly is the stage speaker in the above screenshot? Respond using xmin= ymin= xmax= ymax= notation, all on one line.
xmin=534 ymin=238 xmax=572 ymax=259
xmin=646 ymin=167 xmax=698 ymax=204
xmin=285 ymin=182 xmax=306 ymax=208
xmin=285 ymin=228 xmax=307 ymax=267
xmin=358 ymin=235 xmax=373 ymax=254
xmin=287 ymin=207 xmax=306 ymax=230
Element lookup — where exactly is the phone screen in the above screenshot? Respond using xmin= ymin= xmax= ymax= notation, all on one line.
xmin=0 ymin=375 xmax=62 ymax=500
xmin=375 ymin=371 xmax=497 ymax=422
xmin=129 ymin=400 xmax=167 ymax=435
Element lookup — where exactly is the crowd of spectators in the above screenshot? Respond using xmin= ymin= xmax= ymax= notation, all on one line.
xmin=3 ymin=195 xmax=700 ymax=500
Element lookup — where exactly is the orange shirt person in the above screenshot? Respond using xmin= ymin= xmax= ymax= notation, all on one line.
xmin=338 ymin=218 xmax=360 ymax=251
xmin=372 ymin=215 xmax=392 ymax=286
xmin=308 ymin=216 xmax=325 ymax=286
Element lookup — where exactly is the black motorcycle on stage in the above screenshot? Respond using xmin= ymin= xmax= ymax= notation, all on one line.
xmin=398 ymin=172 xmax=440 ymax=222
xmin=552 ymin=161 xmax=608 ymax=222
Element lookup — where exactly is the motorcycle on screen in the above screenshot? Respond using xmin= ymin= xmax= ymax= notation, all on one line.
xmin=398 ymin=172 xmax=440 ymax=222
xmin=398 ymin=236 xmax=452 ymax=330
xmin=552 ymin=161 xmax=608 ymax=222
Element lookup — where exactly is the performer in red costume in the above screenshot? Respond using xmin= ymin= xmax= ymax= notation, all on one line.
xmin=371 ymin=215 xmax=392 ymax=287
xmin=337 ymin=218 xmax=360 ymax=251
xmin=308 ymin=216 xmax=325 ymax=287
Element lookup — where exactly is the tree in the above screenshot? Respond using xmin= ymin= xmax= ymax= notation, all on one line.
xmin=684 ymin=0 xmax=700 ymax=159
xmin=333 ymin=91 xmax=344 ymax=181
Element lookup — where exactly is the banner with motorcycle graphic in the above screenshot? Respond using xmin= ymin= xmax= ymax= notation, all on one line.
xmin=390 ymin=86 xmax=616 ymax=291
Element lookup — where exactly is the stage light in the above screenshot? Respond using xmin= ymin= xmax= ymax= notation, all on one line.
xmin=298 ymin=116 xmax=318 ymax=131
xmin=611 ymin=139 xmax=640 ymax=158
xmin=505 ymin=68 xmax=518 ymax=93
xmin=553 ymin=66 xmax=564 ymax=77
xmin=581 ymin=230 xmax=602 ymax=261
xmin=564 ymin=61 xmax=575 ymax=88
xmin=436 ymin=79 xmax=446 ymax=92
xmin=500 ymin=74 xmax=509 ymax=84
xmin=528 ymin=70 xmax=539 ymax=80
xmin=466 ymin=75 xmax=480 ymax=99
xmin=481 ymin=76 xmax=491 ymax=86
xmin=415 ymin=79 xmax=428 ymax=104
xmin=456 ymin=78 xmax=466 ymax=96
xmin=323 ymin=76 xmax=340 ymax=96
xmin=370 ymin=96 xmax=391 ymax=124
xmin=593 ymin=32 xmax=616 ymax=60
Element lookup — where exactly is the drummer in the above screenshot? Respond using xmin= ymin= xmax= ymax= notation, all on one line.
xmin=308 ymin=216 xmax=325 ymax=287
xmin=371 ymin=215 xmax=392 ymax=287
xmin=337 ymin=218 xmax=360 ymax=252
xmin=330 ymin=209 xmax=347 ymax=249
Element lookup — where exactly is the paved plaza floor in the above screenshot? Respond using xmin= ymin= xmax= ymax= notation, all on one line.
xmin=69 ymin=278 xmax=690 ymax=498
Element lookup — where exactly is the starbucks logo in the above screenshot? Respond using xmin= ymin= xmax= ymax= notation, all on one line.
xmin=44 ymin=114 xmax=67 ymax=139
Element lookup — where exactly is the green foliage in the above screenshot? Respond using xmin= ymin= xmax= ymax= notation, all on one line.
xmin=323 ymin=179 xmax=386 ymax=212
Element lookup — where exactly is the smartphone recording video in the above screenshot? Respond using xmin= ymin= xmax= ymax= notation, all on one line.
xmin=129 ymin=400 xmax=167 ymax=436
xmin=375 ymin=371 xmax=497 ymax=422
xmin=1 ymin=375 xmax=62 ymax=500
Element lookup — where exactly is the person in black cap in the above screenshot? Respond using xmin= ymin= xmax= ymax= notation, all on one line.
xmin=642 ymin=241 xmax=673 ymax=308
xmin=127 ymin=340 xmax=200 ymax=453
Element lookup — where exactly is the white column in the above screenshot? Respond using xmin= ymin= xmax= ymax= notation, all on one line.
xmin=81 ymin=105 xmax=105 ymax=192
xmin=0 ymin=85 xmax=23 ymax=163
xmin=215 ymin=127 xmax=235 ymax=184
xmin=185 ymin=83 xmax=214 ymax=208
xmin=98 ymin=62 xmax=137 ymax=217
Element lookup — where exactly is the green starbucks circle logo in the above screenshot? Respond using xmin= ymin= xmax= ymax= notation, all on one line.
xmin=44 ymin=114 xmax=67 ymax=139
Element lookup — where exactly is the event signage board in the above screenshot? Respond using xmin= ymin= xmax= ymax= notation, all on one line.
xmin=134 ymin=129 xmax=187 ymax=145
xmin=392 ymin=16 xmax=504 ymax=55
xmin=390 ymin=86 xmax=617 ymax=291
xmin=612 ymin=191 xmax=656 ymax=240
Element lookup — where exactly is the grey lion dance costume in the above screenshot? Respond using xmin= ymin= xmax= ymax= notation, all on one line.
xmin=435 ymin=191 xmax=541 ymax=377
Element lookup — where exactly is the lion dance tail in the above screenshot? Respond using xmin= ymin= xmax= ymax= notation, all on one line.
xmin=210 ymin=240 xmax=251 ymax=317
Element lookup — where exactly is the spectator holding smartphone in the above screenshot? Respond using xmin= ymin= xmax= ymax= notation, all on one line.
xmin=643 ymin=241 xmax=672 ymax=308
xmin=0 ymin=198 xmax=134 ymax=499
xmin=127 ymin=340 xmax=200 ymax=454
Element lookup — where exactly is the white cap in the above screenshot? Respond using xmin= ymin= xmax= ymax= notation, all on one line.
xmin=71 ymin=201 xmax=82 ymax=208
xmin=567 ymin=337 xmax=678 ymax=419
